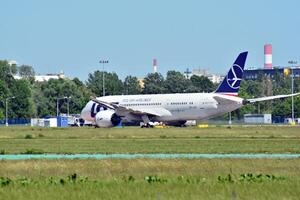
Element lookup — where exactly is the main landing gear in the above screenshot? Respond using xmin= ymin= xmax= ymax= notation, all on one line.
xmin=140 ymin=115 xmax=154 ymax=128
xmin=140 ymin=123 xmax=154 ymax=128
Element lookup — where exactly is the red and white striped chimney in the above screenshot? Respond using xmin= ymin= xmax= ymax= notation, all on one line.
xmin=264 ymin=44 xmax=272 ymax=69
xmin=153 ymin=59 xmax=157 ymax=73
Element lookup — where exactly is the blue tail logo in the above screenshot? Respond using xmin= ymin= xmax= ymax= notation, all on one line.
xmin=215 ymin=52 xmax=248 ymax=95
xmin=226 ymin=64 xmax=243 ymax=89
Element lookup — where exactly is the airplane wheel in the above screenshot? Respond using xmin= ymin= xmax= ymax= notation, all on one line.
xmin=140 ymin=124 xmax=154 ymax=128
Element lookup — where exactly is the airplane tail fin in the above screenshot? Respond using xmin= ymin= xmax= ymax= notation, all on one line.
xmin=215 ymin=52 xmax=248 ymax=96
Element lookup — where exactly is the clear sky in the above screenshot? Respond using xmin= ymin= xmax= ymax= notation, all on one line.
xmin=1 ymin=0 xmax=300 ymax=81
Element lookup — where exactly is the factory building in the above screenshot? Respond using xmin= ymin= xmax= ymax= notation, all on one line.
xmin=243 ymin=67 xmax=300 ymax=80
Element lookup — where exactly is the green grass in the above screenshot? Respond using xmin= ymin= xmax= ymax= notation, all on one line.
xmin=1 ymin=126 xmax=300 ymax=199
xmin=0 ymin=126 xmax=299 ymax=154
xmin=0 ymin=159 xmax=300 ymax=200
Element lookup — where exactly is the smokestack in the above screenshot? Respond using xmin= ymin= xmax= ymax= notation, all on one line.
xmin=264 ymin=44 xmax=272 ymax=69
xmin=153 ymin=59 xmax=157 ymax=73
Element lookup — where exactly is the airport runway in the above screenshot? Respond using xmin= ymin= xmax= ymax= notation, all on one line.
xmin=1 ymin=153 xmax=300 ymax=160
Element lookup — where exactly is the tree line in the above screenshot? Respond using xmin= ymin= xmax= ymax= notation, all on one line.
xmin=0 ymin=60 xmax=299 ymax=120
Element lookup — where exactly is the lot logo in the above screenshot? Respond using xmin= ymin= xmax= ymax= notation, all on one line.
xmin=226 ymin=64 xmax=243 ymax=89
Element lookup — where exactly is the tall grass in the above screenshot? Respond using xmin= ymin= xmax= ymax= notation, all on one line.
xmin=0 ymin=159 xmax=300 ymax=200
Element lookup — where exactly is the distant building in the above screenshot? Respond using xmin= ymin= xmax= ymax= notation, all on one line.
xmin=244 ymin=114 xmax=272 ymax=124
xmin=14 ymin=71 xmax=66 ymax=82
xmin=206 ymin=74 xmax=224 ymax=84
xmin=34 ymin=72 xmax=65 ymax=82
xmin=8 ymin=60 xmax=17 ymax=66
xmin=191 ymin=68 xmax=224 ymax=84
xmin=243 ymin=67 xmax=300 ymax=80
xmin=138 ymin=78 xmax=145 ymax=89
xmin=192 ymin=68 xmax=209 ymax=77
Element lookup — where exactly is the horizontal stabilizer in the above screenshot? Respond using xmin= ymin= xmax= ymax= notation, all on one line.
xmin=245 ymin=93 xmax=300 ymax=104
xmin=213 ymin=96 xmax=237 ymax=105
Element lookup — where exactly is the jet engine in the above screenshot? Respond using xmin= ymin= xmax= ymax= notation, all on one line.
xmin=95 ymin=110 xmax=121 ymax=128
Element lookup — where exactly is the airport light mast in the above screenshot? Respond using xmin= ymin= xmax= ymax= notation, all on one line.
xmin=56 ymin=96 xmax=71 ymax=117
xmin=99 ymin=60 xmax=109 ymax=96
xmin=5 ymin=96 xmax=15 ymax=126
xmin=288 ymin=60 xmax=297 ymax=124
xmin=67 ymin=96 xmax=71 ymax=117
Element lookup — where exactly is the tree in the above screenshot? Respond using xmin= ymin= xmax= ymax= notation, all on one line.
xmin=34 ymin=78 xmax=93 ymax=117
xmin=190 ymin=75 xmax=215 ymax=92
xmin=9 ymin=79 xmax=35 ymax=118
xmin=142 ymin=73 xmax=166 ymax=94
xmin=272 ymin=98 xmax=293 ymax=117
xmin=259 ymin=76 xmax=273 ymax=113
xmin=18 ymin=65 xmax=35 ymax=79
xmin=0 ymin=60 xmax=15 ymax=84
xmin=105 ymin=72 xmax=123 ymax=95
xmin=86 ymin=71 xmax=123 ymax=96
xmin=237 ymin=81 xmax=256 ymax=117
xmin=72 ymin=78 xmax=85 ymax=87
xmin=124 ymin=76 xmax=142 ymax=95
xmin=0 ymin=80 xmax=10 ymax=119
xmin=272 ymin=70 xmax=290 ymax=95
xmin=164 ymin=71 xmax=189 ymax=93
xmin=31 ymin=83 xmax=49 ymax=117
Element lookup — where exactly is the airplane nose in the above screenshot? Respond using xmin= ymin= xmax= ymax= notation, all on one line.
xmin=80 ymin=103 xmax=92 ymax=121
xmin=80 ymin=107 xmax=87 ymax=120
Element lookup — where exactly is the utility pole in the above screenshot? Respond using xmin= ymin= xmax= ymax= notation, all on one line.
xmin=99 ymin=60 xmax=109 ymax=96
xmin=288 ymin=60 xmax=297 ymax=124
xmin=56 ymin=96 xmax=71 ymax=117
xmin=67 ymin=97 xmax=71 ymax=117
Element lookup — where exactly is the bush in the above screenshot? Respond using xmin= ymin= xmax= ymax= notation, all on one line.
xmin=0 ymin=177 xmax=12 ymax=187
xmin=144 ymin=175 xmax=167 ymax=184
xmin=122 ymin=175 xmax=135 ymax=183
xmin=24 ymin=134 xmax=33 ymax=139
xmin=0 ymin=149 xmax=5 ymax=155
xmin=218 ymin=173 xmax=286 ymax=183
xmin=22 ymin=148 xmax=44 ymax=154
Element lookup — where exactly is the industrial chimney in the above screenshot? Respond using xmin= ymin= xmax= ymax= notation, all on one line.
xmin=264 ymin=44 xmax=272 ymax=69
xmin=153 ymin=59 xmax=157 ymax=73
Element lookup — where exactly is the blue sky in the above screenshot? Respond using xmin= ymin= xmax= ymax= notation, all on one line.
xmin=1 ymin=0 xmax=300 ymax=81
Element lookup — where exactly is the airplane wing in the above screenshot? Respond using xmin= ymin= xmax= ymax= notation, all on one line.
xmin=91 ymin=98 xmax=117 ymax=109
xmin=91 ymin=98 xmax=171 ymax=117
xmin=245 ymin=93 xmax=300 ymax=104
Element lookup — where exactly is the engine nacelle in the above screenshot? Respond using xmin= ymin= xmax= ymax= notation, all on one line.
xmin=95 ymin=110 xmax=121 ymax=128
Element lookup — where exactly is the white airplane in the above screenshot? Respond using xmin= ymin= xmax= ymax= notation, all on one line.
xmin=81 ymin=52 xmax=299 ymax=127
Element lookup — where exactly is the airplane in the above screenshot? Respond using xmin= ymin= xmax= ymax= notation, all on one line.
xmin=81 ymin=52 xmax=300 ymax=127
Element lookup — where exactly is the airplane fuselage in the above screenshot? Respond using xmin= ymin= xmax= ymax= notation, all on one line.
xmin=81 ymin=93 xmax=244 ymax=124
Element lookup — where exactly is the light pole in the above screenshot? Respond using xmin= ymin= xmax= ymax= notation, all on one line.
xmin=5 ymin=96 xmax=15 ymax=126
xmin=99 ymin=60 xmax=109 ymax=96
xmin=56 ymin=96 xmax=71 ymax=117
xmin=67 ymin=96 xmax=71 ymax=117
xmin=288 ymin=60 xmax=297 ymax=124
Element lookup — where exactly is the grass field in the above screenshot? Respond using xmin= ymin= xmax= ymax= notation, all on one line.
xmin=0 ymin=125 xmax=300 ymax=199
xmin=0 ymin=125 xmax=300 ymax=154
xmin=0 ymin=159 xmax=300 ymax=199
